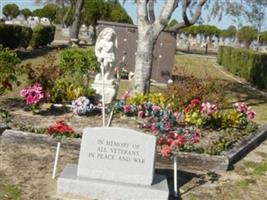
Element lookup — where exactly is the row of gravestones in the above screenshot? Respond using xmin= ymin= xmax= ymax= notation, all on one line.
xmin=4 ymin=14 xmax=51 ymax=28
xmin=177 ymin=33 xmax=267 ymax=53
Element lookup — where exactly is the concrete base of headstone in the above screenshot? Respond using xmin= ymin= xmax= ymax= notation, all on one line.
xmin=58 ymin=164 xmax=169 ymax=200
xmin=92 ymin=82 xmax=118 ymax=104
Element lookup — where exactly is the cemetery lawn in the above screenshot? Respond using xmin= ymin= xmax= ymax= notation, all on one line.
xmin=174 ymin=52 xmax=267 ymax=125
xmin=1 ymin=48 xmax=267 ymax=199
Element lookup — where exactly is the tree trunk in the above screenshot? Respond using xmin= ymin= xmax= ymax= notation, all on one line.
xmin=70 ymin=0 xmax=84 ymax=46
xmin=60 ymin=0 xmax=65 ymax=27
xmin=134 ymin=28 xmax=155 ymax=94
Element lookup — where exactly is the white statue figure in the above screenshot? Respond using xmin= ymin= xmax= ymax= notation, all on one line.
xmin=94 ymin=27 xmax=117 ymax=84
xmin=92 ymin=27 xmax=118 ymax=104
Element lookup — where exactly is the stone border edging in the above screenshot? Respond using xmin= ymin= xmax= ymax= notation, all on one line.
xmin=2 ymin=125 xmax=267 ymax=173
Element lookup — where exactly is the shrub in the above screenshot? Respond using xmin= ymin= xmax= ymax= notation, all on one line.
xmin=0 ymin=47 xmax=21 ymax=94
xmin=217 ymin=46 xmax=267 ymax=89
xmin=20 ymin=26 xmax=33 ymax=48
xmin=59 ymin=48 xmax=99 ymax=87
xmin=22 ymin=53 xmax=63 ymax=92
xmin=60 ymin=48 xmax=99 ymax=74
xmin=30 ymin=25 xmax=55 ymax=48
xmin=163 ymin=76 xmax=228 ymax=110
xmin=50 ymin=79 xmax=96 ymax=104
xmin=0 ymin=24 xmax=32 ymax=49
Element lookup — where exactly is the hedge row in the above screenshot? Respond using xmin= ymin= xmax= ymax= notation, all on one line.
xmin=0 ymin=24 xmax=55 ymax=49
xmin=217 ymin=46 xmax=267 ymax=89
xmin=30 ymin=25 xmax=56 ymax=48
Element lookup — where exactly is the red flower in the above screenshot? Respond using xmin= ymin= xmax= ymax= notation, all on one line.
xmin=47 ymin=121 xmax=74 ymax=135
xmin=171 ymin=135 xmax=186 ymax=148
xmin=190 ymin=99 xmax=201 ymax=107
xmin=160 ymin=146 xmax=172 ymax=157
xmin=183 ymin=106 xmax=191 ymax=113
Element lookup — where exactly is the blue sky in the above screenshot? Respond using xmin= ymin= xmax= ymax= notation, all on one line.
xmin=0 ymin=0 xmax=265 ymax=30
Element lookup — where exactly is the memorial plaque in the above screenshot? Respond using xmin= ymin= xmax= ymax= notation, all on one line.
xmin=77 ymin=127 xmax=156 ymax=186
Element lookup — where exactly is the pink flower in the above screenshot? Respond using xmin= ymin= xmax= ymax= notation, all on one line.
xmin=164 ymin=121 xmax=172 ymax=130
xmin=121 ymin=90 xmax=130 ymax=100
xmin=234 ymin=102 xmax=248 ymax=113
xmin=201 ymin=102 xmax=217 ymax=117
xmin=246 ymin=108 xmax=256 ymax=119
xmin=191 ymin=132 xmax=201 ymax=144
xmin=20 ymin=83 xmax=45 ymax=105
xmin=152 ymin=105 xmax=161 ymax=112
xmin=138 ymin=110 xmax=145 ymax=118
xmin=160 ymin=146 xmax=172 ymax=157
xmin=123 ymin=105 xmax=131 ymax=113
xmin=150 ymin=122 xmax=158 ymax=132
xmin=137 ymin=105 xmax=143 ymax=111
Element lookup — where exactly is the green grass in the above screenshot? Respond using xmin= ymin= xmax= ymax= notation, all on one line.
xmin=0 ymin=183 xmax=21 ymax=200
xmin=174 ymin=53 xmax=267 ymax=125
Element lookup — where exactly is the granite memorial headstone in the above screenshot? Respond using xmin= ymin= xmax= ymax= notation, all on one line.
xmin=57 ymin=127 xmax=169 ymax=200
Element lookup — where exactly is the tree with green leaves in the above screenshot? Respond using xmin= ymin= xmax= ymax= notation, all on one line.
xmin=82 ymin=0 xmax=132 ymax=42
xmin=2 ymin=4 xmax=20 ymax=19
xmin=259 ymin=31 xmax=267 ymax=45
xmin=20 ymin=8 xmax=32 ymax=19
xmin=237 ymin=26 xmax=257 ymax=48
xmin=41 ymin=4 xmax=59 ymax=22
xmin=32 ymin=8 xmax=44 ymax=18
xmin=226 ymin=0 xmax=267 ymax=46
xmin=109 ymin=3 xmax=133 ymax=24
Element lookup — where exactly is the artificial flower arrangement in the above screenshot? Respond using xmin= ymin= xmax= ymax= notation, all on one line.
xmin=112 ymin=91 xmax=256 ymax=157
xmin=47 ymin=120 xmax=76 ymax=139
xmin=20 ymin=83 xmax=50 ymax=113
xmin=71 ymin=96 xmax=95 ymax=115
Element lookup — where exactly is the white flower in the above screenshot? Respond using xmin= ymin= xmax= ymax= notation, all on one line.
xmin=71 ymin=96 xmax=94 ymax=115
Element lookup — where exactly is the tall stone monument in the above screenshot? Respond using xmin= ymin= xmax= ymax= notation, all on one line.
xmin=92 ymin=27 xmax=119 ymax=104
xmin=57 ymin=127 xmax=169 ymax=200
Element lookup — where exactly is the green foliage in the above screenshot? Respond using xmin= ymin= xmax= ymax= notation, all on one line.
xmin=0 ymin=182 xmax=21 ymax=200
xmin=0 ymin=24 xmax=32 ymax=49
xmin=217 ymin=46 xmax=267 ymax=89
xmin=32 ymin=4 xmax=59 ymax=22
xmin=168 ymin=19 xmax=178 ymax=28
xmin=50 ymin=79 xmax=96 ymax=103
xmin=22 ymin=54 xmax=63 ymax=92
xmin=20 ymin=8 xmax=32 ymax=19
xmin=0 ymin=24 xmax=21 ymax=49
xmin=42 ymin=3 xmax=59 ymax=22
xmin=237 ymin=26 xmax=257 ymax=48
xmin=82 ymin=0 xmax=132 ymax=26
xmin=164 ymin=77 xmax=227 ymax=110
xmin=32 ymin=8 xmax=43 ymax=17
xmin=59 ymin=48 xmax=99 ymax=82
xmin=30 ymin=25 xmax=56 ymax=48
xmin=205 ymin=122 xmax=258 ymax=155
xmin=0 ymin=47 xmax=21 ymax=95
xmin=109 ymin=3 xmax=133 ymax=24
xmin=126 ymin=93 xmax=176 ymax=110
xmin=260 ymin=31 xmax=267 ymax=45
xmin=180 ymin=25 xmax=221 ymax=38
xmin=2 ymin=4 xmax=19 ymax=19
xmin=20 ymin=27 xmax=33 ymax=48
xmin=220 ymin=25 xmax=237 ymax=38
xmin=212 ymin=109 xmax=245 ymax=129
